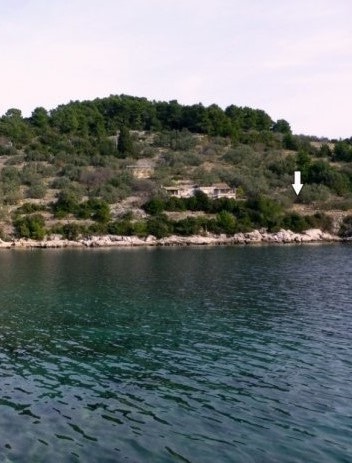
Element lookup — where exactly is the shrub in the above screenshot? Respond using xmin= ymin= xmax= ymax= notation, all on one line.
xmin=14 ymin=214 xmax=46 ymax=240
xmin=0 ymin=145 xmax=17 ymax=156
xmin=76 ymin=199 xmax=111 ymax=223
xmin=1 ymin=166 xmax=20 ymax=184
xmin=282 ymin=213 xmax=309 ymax=233
xmin=146 ymin=215 xmax=171 ymax=238
xmin=27 ymin=181 xmax=47 ymax=199
xmin=154 ymin=130 xmax=196 ymax=151
xmin=132 ymin=221 xmax=148 ymax=237
xmin=53 ymin=191 xmax=79 ymax=217
xmin=3 ymin=187 xmax=23 ymax=205
xmin=333 ymin=141 xmax=352 ymax=162
xmin=216 ymin=210 xmax=237 ymax=234
xmin=60 ymin=223 xmax=84 ymax=240
xmin=246 ymin=195 xmax=283 ymax=230
xmin=51 ymin=177 xmax=71 ymax=189
xmin=173 ymin=217 xmax=203 ymax=236
xmin=223 ymin=145 xmax=256 ymax=165
xmin=98 ymin=184 xmax=122 ymax=203
xmin=299 ymin=184 xmax=330 ymax=204
xmin=90 ymin=200 xmax=111 ymax=223
xmin=107 ymin=220 xmax=134 ymax=236
xmin=87 ymin=222 xmax=108 ymax=235
xmin=143 ymin=197 xmax=165 ymax=215
xmin=308 ymin=212 xmax=333 ymax=232
xmin=339 ymin=216 xmax=352 ymax=237
xmin=16 ymin=203 xmax=47 ymax=214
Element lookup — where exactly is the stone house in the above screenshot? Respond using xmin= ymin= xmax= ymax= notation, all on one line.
xmin=163 ymin=182 xmax=236 ymax=199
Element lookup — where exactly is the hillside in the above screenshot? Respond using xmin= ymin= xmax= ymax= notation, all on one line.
xmin=0 ymin=95 xmax=351 ymax=242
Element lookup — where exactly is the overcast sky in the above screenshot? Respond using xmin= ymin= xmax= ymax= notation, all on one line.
xmin=1 ymin=0 xmax=351 ymax=138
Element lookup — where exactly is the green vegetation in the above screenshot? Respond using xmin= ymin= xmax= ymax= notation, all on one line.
xmin=14 ymin=214 xmax=46 ymax=240
xmin=143 ymin=194 xmax=333 ymax=234
xmin=338 ymin=216 xmax=352 ymax=238
xmin=0 ymin=94 xmax=350 ymax=240
xmin=117 ymin=125 xmax=134 ymax=157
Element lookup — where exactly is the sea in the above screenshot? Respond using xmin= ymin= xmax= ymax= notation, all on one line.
xmin=0 ymin=245 xmax=351 ymax=462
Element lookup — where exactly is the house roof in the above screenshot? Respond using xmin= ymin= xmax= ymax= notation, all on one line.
xmin=209 ymin=183 xmax=231 ymax=190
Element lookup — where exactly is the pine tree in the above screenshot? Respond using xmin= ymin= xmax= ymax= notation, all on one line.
xmin=117 ymin=126 xmax=133 ymax=157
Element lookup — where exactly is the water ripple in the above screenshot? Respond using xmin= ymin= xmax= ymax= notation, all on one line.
xmin=0 ymin=246 xmax=351 ymax=462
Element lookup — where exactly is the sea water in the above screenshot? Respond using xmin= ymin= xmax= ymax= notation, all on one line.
xmin=0 ymin=245 xmax=351 ymax=462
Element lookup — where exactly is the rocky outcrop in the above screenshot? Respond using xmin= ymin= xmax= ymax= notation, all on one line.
xmin=0 ymin=229 xmax=342 ymax=249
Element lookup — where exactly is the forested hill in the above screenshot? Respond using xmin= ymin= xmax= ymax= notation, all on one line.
xmin=1 ymin=94 xmax=283 ymax=141
xmin=0 ymin=94 xmax=352 ymax=241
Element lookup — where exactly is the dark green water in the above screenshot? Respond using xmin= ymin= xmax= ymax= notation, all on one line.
xmin=0 ymin=245 xmax=351 ymax=462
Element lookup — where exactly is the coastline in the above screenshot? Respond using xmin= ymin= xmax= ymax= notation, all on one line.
xmin=0 ymin=228 xmax=346 ymax=249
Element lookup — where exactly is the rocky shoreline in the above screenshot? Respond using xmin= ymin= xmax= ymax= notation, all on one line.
xmin=0 ymin=228 xmax=345 ymax=249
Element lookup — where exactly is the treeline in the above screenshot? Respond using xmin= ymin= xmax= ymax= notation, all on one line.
xmin=0 ymin=95 xmax=288 ymax=143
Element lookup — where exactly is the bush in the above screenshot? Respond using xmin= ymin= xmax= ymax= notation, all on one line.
xmin=107 ymin=220 xmax=134 ymax=236
xmin=0 ymin=145 xmax=17 ymax=156
xmin=87 ymin=222 xmax=108 ymax=235
xmin=246 ymin=195 xmax=283 ymax=231
xmin=154 ymin=130 xmax=196 ymax=151
xmin=223 ymin=145 xmax=256 ymax=165
xmin=98 ymin=184 xmax=122 ymax=203
xmin=333 ymin=141 xmax=352 ymax=162
xmin=76 ymin=199 xmax=111 ymax=223
xmin=25 ymin=150 xmax=52 ymax=162
xmin=216 ymin=210 xmax=237 ymax=234
xmin=60 ymin=223 xmax=84 ymax=240
xmin=27 ymin=181 xmax=47 ymax=199
xmin=90 ymin=200 xmax=111 ymax=223
xmin=3 ymin=187 xmax=23 ymax=205
xmin=53 ymin=191 xmax=79 ymax=217
xmin=146 ymin=215 xmax=171 ymax=238
xmin=186 ymin=190 xmax=211 ymax=212
xmin=339 ymin=216 xmax=352 ymax=237
xmin=143 ymin=198 xmax=165 ymax=215
xmin=14 ymin=214 xmax=46 ymax=240
xmin=16 ymin=203 xmax=47 ymax=214
xmin=1 ymin=166 xmax=20 ymax=184
xmin=299 ymin=184 xmax=330 ymax=204
xmin=307 ymin=212 xmax=332 ymax=232
xmin=282 ymin=213 xmax=309 ymax=232
xmin=173 ymin=217 xmax=203 ymax=236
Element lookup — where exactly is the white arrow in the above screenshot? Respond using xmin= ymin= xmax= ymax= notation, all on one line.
xmin=292 ymin=171 xmax=303 ymax=195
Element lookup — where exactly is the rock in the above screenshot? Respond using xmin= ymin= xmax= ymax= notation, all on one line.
xmin=0 ymin=227 xmax=342 ymax=250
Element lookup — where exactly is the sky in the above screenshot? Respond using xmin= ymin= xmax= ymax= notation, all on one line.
xmin=0 ymin=0 xmax=351 ymax=139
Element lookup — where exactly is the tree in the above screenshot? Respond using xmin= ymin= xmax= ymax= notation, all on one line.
xmin=272 ymin=119 xmax=291 ymax=134
xmin=296 ymin=150 xmax=311 ymax=180
xmin=30 ymin=107 xmax=49 ymax=129
xmin=0 ymin=108 xmax=32 ymax=144
xmin=117 ymin=126 xmax=134 ymax=157
xmin=51 ymin=105 xmax=79 ymax=133
xmin=283 ymin=133 xmax=299 ymax=150
xmin=319 ymin=144 xmax=332 ymax=158
xmin=333 ymin=141 xmax=352 ymax=162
